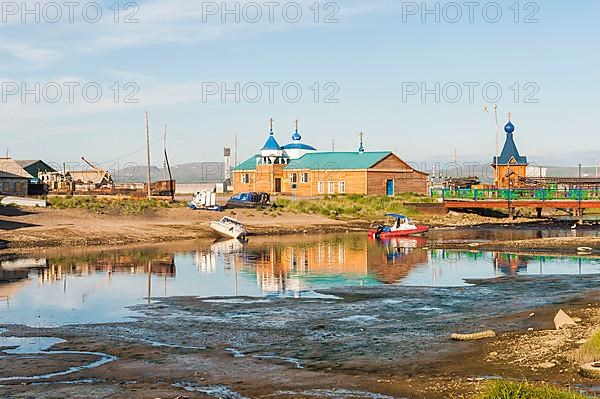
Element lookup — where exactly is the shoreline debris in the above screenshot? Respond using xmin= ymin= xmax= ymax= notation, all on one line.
xmin=451 ymin=330 xmax=497 ymax=341
xmin=554 ymin=309 xmax=577 ymax=330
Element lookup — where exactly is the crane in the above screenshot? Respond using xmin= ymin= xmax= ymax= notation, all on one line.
xmin=81 ymin=157 xmax=104 ymax=172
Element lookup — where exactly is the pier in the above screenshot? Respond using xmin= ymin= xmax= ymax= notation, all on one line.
xmin=442 ymin=188 xmax=600 ymax=222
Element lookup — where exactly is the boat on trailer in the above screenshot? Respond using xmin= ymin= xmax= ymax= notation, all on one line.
xmin=369 ymin=214 xmax=429 ymax=239
xmin=210 ymin=217 xmax=248 ymax=239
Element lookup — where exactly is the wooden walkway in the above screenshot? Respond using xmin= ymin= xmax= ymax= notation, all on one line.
xmin=444 ymin=199 xmax=600 ymax=210
xmin=439 ymin=189 xmax=600 ymax=222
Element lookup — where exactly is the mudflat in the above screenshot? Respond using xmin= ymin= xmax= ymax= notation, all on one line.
xmin=4 ymin=205 xmax=598 ymax=252
xmin=2 ymin=284 xmax=600 ymax=398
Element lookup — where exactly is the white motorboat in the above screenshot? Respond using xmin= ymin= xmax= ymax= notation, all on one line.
xmin=210 ymin=217 xmax=248 ymax=239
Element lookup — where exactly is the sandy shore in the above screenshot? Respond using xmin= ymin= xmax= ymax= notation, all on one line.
xmin=1 ymin=204 xmax=572 ymax=252
xmin=0 ymin=206 xmax=364 ymax=250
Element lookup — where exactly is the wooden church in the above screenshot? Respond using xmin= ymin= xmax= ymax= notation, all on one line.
xmin=233 ymin=120 xmax=429 ymax=197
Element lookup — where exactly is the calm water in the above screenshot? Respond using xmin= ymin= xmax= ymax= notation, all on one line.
xmin=1 ymin=230 xmax=599 ymax=327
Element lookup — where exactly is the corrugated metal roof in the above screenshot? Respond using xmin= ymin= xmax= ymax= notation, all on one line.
xmin=69 ymin=170 xmax=111 ymax=184
xmin=16 ymin=160 xmax=55 ymax=171
xmin=286 ymin=152 xmax=392 ymax=170
xmin=0 ymin=158 xmax=34 ymax=179
xmin=0 ymin=171 xmax=28 ymax=179
xmin=234 ymin=156 xmax=259 ymax=171
xmin=234 ymin=152 xmax=394 ymax=171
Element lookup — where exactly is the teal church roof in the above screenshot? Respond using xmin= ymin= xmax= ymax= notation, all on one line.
xmin=234 ymin=152 xmax=394 ymax=172
xmin=234 ymin=156 xmax=259 ymax=171
xmin=286 ymin=152 xmax=392 ymax=170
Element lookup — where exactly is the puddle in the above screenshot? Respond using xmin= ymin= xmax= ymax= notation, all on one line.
xmin=173 ymin=382 xmax=249 ymax=399
xmin=203 ymin=298 xmax=272 ymax=304
xmin=225 ymin=348 xmax=246 ymax=358
xmin=0 ymin=336 xmax=65 ymax=354
xmin=253 ymin=354 xmax=304 ymax=369
xmin=0 ymin=336 xmax=117 ymax=383
xmin=336 ymin=315 xmax=380 ymax=323
xmin=273 ymin=389 xmax=398 ymax=398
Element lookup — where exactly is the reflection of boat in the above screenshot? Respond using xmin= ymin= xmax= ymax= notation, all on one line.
xmin=210 ymin=217 xmax=248 ymax=239
xmin=0 ymin=258 xmax=47 ymax=271
xmin=369 ymin=214 xmax=429 ymax=238
xmin=210 ymin=238 xmax=246 ymax=254
xmin=0 ymin=268 xmax=29 ymax=282
xmin=378 ymin=236 xmax=427 ymax=249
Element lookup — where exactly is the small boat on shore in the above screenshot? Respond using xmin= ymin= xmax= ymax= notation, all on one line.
xmin=369 ymin=214 xmax=429 ymax=239
xmin=225 ymin=192 xmax=270 ymax=209
xmin=210 ymin=217 xmax=248 ymax=239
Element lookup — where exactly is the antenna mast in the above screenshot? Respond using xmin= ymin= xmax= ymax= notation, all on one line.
xmin=145 ymin=112 xmax=152 ymax=199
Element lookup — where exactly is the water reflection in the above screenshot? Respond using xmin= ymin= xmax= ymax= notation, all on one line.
xmin=1 ymin=234 xmax=599 ymax=326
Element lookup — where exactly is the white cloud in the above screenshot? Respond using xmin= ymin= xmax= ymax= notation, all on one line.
xmin=0 ymin=43 xmax=60 ymax=64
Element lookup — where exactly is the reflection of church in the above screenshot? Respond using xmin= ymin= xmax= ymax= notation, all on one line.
xmin=495 ymin=253 xmax=528 ymax=275
xmin=223 ymin=236 xmax=428 ymax=294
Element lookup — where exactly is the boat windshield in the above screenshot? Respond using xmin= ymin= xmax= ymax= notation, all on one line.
xmin=221 ymin=217 xmax=242 ymax=226
xmin=231 ymin=193 xmax=249 ymax=201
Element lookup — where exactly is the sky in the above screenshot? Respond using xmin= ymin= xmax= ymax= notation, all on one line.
xmin=1 ymin=0 xmax=599 ymax=171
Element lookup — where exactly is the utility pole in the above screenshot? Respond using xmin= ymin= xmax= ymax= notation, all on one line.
xmin=579 ymin=163 xmax=582 ymax=179
xmin=145 ymin=112 xmax=152 ymax=199
xmin=234 ymin=134 xmax=238 ymax=168
xmin=163 ymin=124 xmax=168 ymax=182
xmin=484 ymin=104 xmax=500 ymax=188
xmin=596 ymin=160 xmax=599 ymax=178
xmin=494 ymin=104 xmax=499 ymax=165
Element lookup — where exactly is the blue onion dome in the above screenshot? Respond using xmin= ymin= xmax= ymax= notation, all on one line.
xmin=292 ymin=131 xmax=302 ymax=141
xmin=505 ymin=121 xmax=515 ymax=134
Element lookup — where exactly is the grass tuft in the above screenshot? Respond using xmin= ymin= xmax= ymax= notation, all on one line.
xmin=275 ymin=193 xmax=432 ymax=220
xmin=48 ymin=196 xmax=181 ymax=215
xmin=476 ymin=380 xmax=592 ymax=399
xmin=573 ymin=329 xmax=600 ymax=365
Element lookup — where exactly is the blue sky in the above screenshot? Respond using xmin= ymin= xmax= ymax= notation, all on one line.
xmin=1 ymin=0 xmax=599 ymax=170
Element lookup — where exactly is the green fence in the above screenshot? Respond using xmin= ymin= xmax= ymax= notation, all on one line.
xmin=438 ymin=188 xmax=600 ymax=201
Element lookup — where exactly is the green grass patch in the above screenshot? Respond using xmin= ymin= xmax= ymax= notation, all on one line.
xmin=573 ymin=329 xmax=600 ymax=365
xmin=48 ymin=196 xmax=181 ymax=215
xmin=476 ymin=380 xmax=592 ymax=399
xmin=275 ymin=193 xmax=431 ymax=220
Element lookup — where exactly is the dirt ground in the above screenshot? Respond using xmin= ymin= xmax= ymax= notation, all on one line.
xmin=0 ymin=206 xmax=362 ymax=250
xmin=2 ymin=291 xmax=600 ymax=398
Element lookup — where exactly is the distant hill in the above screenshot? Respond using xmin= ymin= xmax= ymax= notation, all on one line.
xmin=112 ymin=162 xmax=226 ymax=183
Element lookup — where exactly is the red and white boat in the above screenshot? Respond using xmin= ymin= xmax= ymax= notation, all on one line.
xmin=368 ymin=214 xmax=429 ymax=239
